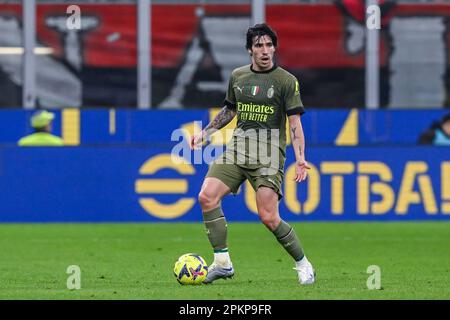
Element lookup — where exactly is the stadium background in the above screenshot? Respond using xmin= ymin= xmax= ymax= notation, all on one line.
xmin=0 ymin=0 xmax=448 ymax=222
xmin=0 ymin=0 xmax=449 ymax=301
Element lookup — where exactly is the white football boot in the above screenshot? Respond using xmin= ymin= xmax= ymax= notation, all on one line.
xmin=294 ymin=256 xmax=315 ymax=285
xmin=203 ymin=263 xmax=234 ymax=284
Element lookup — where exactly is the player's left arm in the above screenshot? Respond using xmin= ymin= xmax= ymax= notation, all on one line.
xmin=288 ymin=114 xmax=310 ymax=182
xmin=284 ymin=75 xmax=310 ymax=182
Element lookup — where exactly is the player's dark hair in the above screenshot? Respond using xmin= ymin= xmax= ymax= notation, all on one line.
xmin=246 ymin=23 xmax=278 ymax=50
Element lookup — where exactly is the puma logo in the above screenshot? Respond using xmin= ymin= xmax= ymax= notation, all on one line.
xmin=236 ymin=86 xmax=243 ymax=93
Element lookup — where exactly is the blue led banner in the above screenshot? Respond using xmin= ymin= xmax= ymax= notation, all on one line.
xmin=1 ymin=109 xmax=448 ymax=146
xmin=0 ymin=146 xmax=448 ymax=222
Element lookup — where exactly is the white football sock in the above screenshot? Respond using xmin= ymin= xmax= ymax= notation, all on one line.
xmin=214 ymin=251 xmax=232 ymax=268
xmin=295 ymin=255 xmax=309 ymax=268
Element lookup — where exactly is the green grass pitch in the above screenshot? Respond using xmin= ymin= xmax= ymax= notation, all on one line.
xmin=0 ymin=222 xmax=449 ymax=300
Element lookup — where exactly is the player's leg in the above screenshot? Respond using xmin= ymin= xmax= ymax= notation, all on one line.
xmin=255 ymin=186 xmax=303 ymax=260
xmin=199 ymin=163 xmax=245 ymax=283
xmin=255 ymin=186 xmax=315 ymax=284
xmin=198 ymin=176 xmax=231 ymax=264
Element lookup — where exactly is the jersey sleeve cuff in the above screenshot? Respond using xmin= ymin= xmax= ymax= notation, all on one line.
xmin=224 ymin=99 xmax=237 ymax=110
xmin=286 ymin=106 xmax=306 ymax=116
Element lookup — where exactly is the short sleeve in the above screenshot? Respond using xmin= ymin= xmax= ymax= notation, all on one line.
xmin=284 ymin=76 xmax=305 ymax=116
xmin=223 ymin=73 xmax=237 ymax=110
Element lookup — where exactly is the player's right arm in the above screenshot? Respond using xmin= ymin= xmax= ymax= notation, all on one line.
xmin=190 ymin=106 xmax=236 ymax=150
xmin=191 ymin=71 xmax=238 ymax=150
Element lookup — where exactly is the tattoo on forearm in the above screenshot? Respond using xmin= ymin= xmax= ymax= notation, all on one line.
xmin=291 ymin=127 xmax=297 ymax=140
xmin=291 ymin=126 xmax=304 ymax=158
xmin=291 ymin=126 xmax=303 ymax=156
xmin=205 ymin=107 xmax=235 ymax=132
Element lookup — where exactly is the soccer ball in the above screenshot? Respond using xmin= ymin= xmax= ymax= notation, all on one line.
xmin=173 ymin=253 xmax=208 ymax=285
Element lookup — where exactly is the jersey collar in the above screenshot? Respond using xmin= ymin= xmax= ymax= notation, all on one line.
xmin=250 ymin=63 xmax=278 ymax=74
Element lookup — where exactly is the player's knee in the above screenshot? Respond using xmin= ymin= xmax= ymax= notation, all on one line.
xmin=198 ymin=191 xmax=209 ymax=207
xmin=258 ymin=209 xmax=279 ymax=230
xmin=198 ymin=190 xmax=218 ymax=210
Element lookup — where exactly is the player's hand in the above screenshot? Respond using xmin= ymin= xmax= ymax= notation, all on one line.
xmin=190 ymin=131 xmax=206 ymax=150
xmin=294 ymin=160 xmax=310 ymax=182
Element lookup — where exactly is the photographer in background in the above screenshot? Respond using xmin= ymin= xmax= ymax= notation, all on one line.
xmin=18 ymin=110 xmax=64 ymax=146
xmin=418 ymin=114 xmax=450 ymax=146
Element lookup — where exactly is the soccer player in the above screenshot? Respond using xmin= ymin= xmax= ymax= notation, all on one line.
xmin=190 ymin=23 xmax=315 ymax=285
